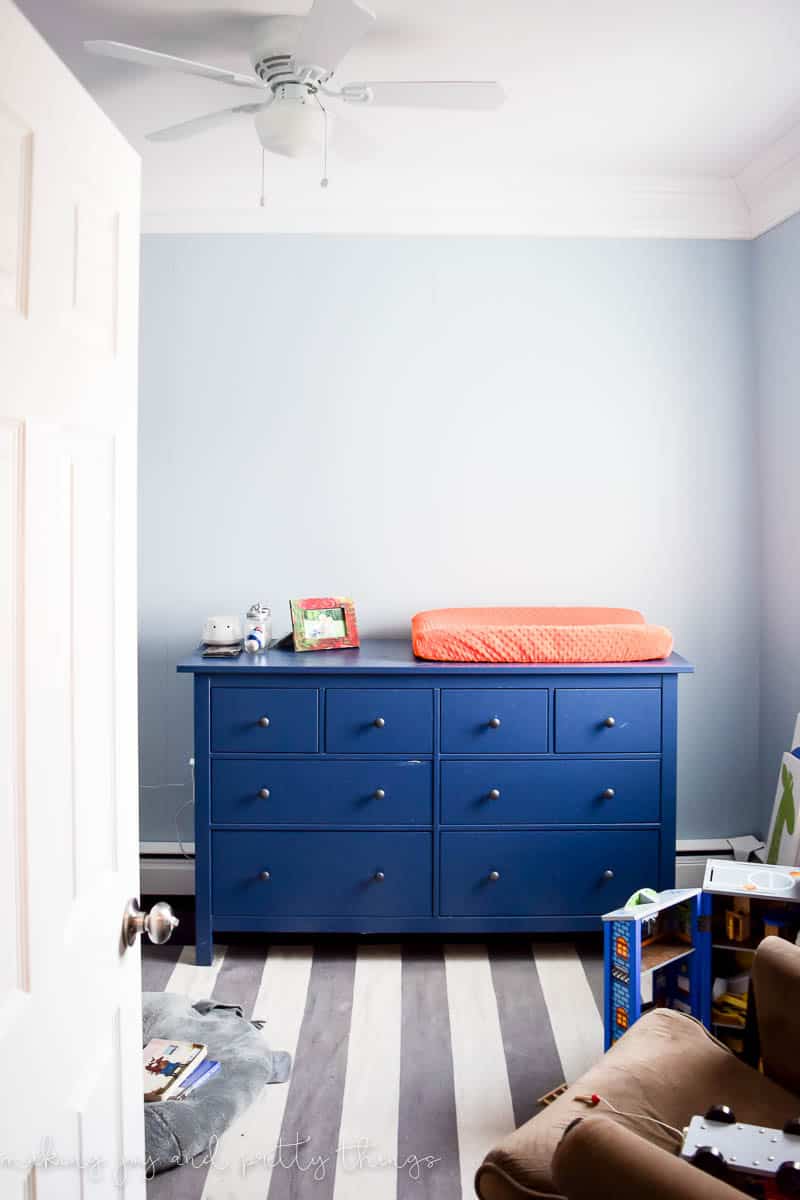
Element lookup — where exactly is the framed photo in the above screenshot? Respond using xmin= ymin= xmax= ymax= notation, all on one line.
xmin=289 ymin=596 xmax=360 ymax=652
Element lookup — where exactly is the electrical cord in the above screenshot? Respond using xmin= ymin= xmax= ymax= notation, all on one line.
xmin=140 ymin=758 xmax=195 ymax=860
xmin=576 ymin=1094 xmax=683 ymax=1142
xmin=174 ymin=757 xmax=195 ymax=859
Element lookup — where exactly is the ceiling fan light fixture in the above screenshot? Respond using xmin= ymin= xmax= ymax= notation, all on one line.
xmin=254 ymin=91 xmax=323 ymax=157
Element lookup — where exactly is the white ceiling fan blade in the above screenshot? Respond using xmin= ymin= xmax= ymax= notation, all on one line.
xmin=339 ymin=80 xmax=506 ymax=110
xmin=84 ymin=40 xmax=264 ymax=89
xmin=146 ymin=102 xmax=268 ymax=142
xmin=293 ymin=0 xmax=376 ymax=77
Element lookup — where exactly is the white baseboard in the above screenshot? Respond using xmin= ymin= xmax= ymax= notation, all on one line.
xmin=140 ymin=853 xmax=195 ymax=895
xmin=141 ymin=840 xmax=194 ymax=855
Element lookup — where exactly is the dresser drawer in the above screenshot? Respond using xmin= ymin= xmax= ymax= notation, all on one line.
xmin=440 ymin=829 xmax=659 ymax=917
xmin=325 ymin=689 xmax=433 ymax=753
xmin=555 ymin=688 xmax=661 ymax=754
xmin=211 ymin=687 xmax=318 ymax=753
xmin=212 ymin=830 xmax=432 ymax=917
xmin=441 ymin=689 xmax=548 ymax=754
xmin=441 ymin=759 xmax=660 ymax=826
xmin=212 ymin=759 xmax=432 ymax=826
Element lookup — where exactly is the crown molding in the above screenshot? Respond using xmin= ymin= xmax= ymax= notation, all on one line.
xmin=141 ymin=153 xmax=800 ymax=240
xmin=736 ymin=120 xmax=800 ymax=238
xmin=141 ymin=173 xmax=752 ymax=239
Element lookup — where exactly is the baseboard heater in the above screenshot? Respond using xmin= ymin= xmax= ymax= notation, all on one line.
xmin=140 ymin=842 xmax=195 ymax=896
xmin=675 ymin=836 xmax=764 ymax=889
xmin=141 ymin=836 xmax=766 ymax=899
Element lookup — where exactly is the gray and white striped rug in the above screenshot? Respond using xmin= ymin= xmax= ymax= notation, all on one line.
xmin=143 ymin=938 xmax=604 ymax=1200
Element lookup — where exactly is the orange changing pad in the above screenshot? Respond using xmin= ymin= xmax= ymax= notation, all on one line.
xmin=411 ymin=607 xmax=673 ymax=664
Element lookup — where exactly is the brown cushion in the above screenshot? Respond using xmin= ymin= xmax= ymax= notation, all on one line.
xmin=475 ymin=1008 xmax=800 ymax=1200
xmin=552 ymin=1115 xmax=748 ymax=1200
xmin=752 ymin=936 xmax=800 ymax=1095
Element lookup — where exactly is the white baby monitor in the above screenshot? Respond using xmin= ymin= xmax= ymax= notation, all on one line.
xmin=203 ymin=615 xmax=243 ymax=645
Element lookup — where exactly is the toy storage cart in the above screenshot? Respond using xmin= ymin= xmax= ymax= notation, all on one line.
xmin=602 ymin=888 xmax=711 ymax=1050
xmin=603 ymin=860 xmax=800 ymax=1052
xmin=703 ymin=859 xmax=800 ymax=1053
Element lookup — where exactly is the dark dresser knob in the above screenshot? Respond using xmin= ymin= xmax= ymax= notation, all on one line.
xmin=373 ymin=788 xmax=386 ymax=800
xmin=258 ymin=870 xmax=271 ymax=881
xmin=488 ymin=870 xmax=500 ymax=882
xmin=488 ymin=788 xmax=501 ymax=800
xmin=603 ymin=716 xmax=616 ymax=728
xmin=258 ymin=716 xmax=270 ymax=728
xmin=374 ymin=717 xmax=386 ymax=728
xmin=602 ymin=869 xmax=615 ymax=881
xmin=258 ymin=788 xmax=271 ymax=800
xmin=601 ymin=787 xmax=615 ymax=800
xmin=488 ymin=717 xmax=501 ymax=729
xmin=374 ymin=870 xmax=385 ymax=882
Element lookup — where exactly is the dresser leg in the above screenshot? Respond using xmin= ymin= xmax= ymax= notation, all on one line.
xmin=195 ymin=926 xmax=213 ymax=966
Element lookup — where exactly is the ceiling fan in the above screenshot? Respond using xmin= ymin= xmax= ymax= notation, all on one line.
xmin=84 ymin=0 xmax=505 ymax=164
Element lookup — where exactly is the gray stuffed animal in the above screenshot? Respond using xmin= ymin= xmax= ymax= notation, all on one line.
xmin=142 ymin=991 xmax=291 ymax=1175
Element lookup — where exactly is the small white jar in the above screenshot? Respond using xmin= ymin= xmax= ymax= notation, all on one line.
xmin=244 ymin=603 xmax=272 ymax=653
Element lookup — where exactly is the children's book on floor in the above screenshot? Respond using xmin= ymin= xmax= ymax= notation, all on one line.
xmin=175 ymin=1058 xmax=221 ymax=1099
xmin=143 ymin=1038 xmax=209 ymax=1102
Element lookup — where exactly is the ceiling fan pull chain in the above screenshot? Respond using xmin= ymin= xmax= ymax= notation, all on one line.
xmin=259 ymin=147 xmax=266 ymax=207
xmin=314 ymin=93 xmax=329 ymax=189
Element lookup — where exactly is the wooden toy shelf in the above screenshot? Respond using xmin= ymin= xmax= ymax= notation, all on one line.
xmin=640 ymin=940 xmax=695 ymax=974
xmin=603 ymin=889 xmax=705 ymax=1049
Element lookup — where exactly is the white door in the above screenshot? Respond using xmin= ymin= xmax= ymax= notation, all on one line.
xmin=1 ymin=2 xmax=149 ymax=1195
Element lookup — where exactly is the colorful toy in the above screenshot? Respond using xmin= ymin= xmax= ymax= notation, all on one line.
xmin=244 ymin=602 xmax=271 ymax=653
xmin=604 ymin=861 xmax=800 ymax=1054
xmin=763 ymin=910 xmax=792 ymax=939
xmin=725 ymin=898 xmax=752 ymax=943
xmin=602 ymin=888 xmax=709 ymax=1050
xmin=681 ymin=1107 xmax=800 ymax=1197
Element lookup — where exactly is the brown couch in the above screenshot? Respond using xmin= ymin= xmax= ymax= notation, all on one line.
xmin=475 ymin=936 xmax=800 ymax=1199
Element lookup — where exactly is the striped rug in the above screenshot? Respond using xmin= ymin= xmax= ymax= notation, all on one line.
xmin=143 ymin=937 xmax=605 ymax=1200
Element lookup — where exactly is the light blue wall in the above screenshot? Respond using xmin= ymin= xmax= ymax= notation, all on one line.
xmin=754 ymin=212 xmax=800 ymax=832
xmin=139 ymin=235 xmax=759 ymax=846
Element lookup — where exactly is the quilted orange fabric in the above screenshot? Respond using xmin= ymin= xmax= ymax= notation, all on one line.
xmin=411 ymin=607 xmax=673 ymax=664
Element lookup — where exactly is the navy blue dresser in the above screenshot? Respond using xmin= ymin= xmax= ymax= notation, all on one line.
xmin=178 ymin=640 xmax=692 ymax=964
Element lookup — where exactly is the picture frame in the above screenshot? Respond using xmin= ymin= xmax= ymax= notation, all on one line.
xmin=289 ymin=596 xmax=360 ymax=652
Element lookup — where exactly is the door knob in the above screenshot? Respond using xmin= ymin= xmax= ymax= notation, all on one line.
xmin=258 ymin=788 xmax=271 ymax=800
xmin=374 ymin=871 xmax=386 ymax=882
xmin=488 ymin=788 xmax=501 ymax=800
xmin=602 ymin=869 xmax=615 ymax=881
xmin=258 ymin=716 xmax=271 ymax=728
xmin=488 ymin=870 xmax=500 ymax=882
xmin=601 ymin=787 xmax=616 ymax=800
xmin=373 ymin=788 xmax=386 ymax=800
xmin=603 ymin=716 xmax=616 ymax=728
xmin=488 ymin=717 xmax=501 ymax=729
xmin=374 ymin=717 xmax=386 ymax=728
xmin=123 ymin=899 xmax=179 ymax=947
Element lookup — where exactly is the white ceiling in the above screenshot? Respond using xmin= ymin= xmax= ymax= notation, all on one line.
xmin=16 ymin=0 xmax=800 ymax=236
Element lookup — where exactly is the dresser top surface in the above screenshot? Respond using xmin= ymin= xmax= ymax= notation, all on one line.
xmin=177 ymin=638 xmax=693 ymax=675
